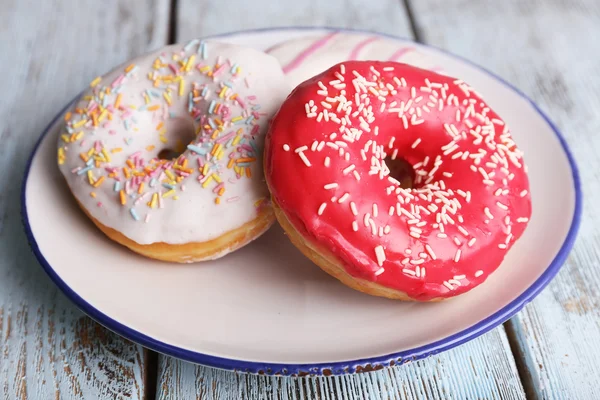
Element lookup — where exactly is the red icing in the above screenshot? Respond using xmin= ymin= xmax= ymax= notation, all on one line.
xmin=265 ymin=61 xmax=532 ymax=301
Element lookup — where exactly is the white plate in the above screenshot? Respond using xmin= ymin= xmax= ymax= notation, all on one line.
xmin=22 ymin=27 xmax=581 ymax=376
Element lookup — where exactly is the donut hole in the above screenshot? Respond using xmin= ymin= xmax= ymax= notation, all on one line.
xmin=157 ymin=149 xmax=180 ymax=160
xmin=386 ymin=157 xmax=415 ymax=189
xmin=157 ymin=117 xmax=196 ymax=160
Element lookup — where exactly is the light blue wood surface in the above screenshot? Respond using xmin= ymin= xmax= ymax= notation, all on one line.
xmin=157 ymin=329 xmax=524 ymax=399
xmin=3 ymin=0 xmax=597 ymax=398
xmin=0 ymin=0 xmax=170 ymax=398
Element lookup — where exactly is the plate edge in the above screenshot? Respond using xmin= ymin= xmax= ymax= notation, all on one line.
xmin=20 ymin=26 xmax=583 ymax=376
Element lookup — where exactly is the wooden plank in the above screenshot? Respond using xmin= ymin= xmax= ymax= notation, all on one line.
xmin=157 ymin=330 xmax=524 ymax=400
xmin=409 ymin=0 xmax=600 ymax=398
xmin=158 ymin=1 xmax=526 ymax=398
xmin=175 ymin=0 xmax=413 ymax=41
xmin=1 ymin=0 xmax=170 ymax=398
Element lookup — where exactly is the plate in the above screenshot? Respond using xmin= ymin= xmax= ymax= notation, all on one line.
xmin=21 ymin=27 xmax=581 ymax=376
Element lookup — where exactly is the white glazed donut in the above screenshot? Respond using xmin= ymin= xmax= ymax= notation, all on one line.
xmin=266 ymin=31 xmax=441 ymax=88
xmin=57 ymin=41 xmax=288 ymax=262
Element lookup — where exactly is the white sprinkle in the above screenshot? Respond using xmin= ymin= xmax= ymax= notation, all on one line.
xmin=453 ymin=237 xmax=462 ymax=246
xmin=454 ymin=275 xmax=466 ymax=280
xmin=384 ymin=225 xmax=391 ymax=234
xmin=437 ymin=233 xmax=448 ymax=238
xmin=298 ymin=152 xmax=311 ymax=167
xmin=478 ymin=167 xmax=490 ymax=180
xmin=449 ymin=279 xmax=462 ymax=286
xmin=409 ymin=231 xmax=421 ymax=239
xmin=425 ymin=244 xmax=437 ymax=260
xmin=520 ymin=190 xmax=528 ymax=197
xmin=389 ymin=137 xmax=396 ymax=148
xmin=338 ymin=193 xmax=350 ymax=203
xmin=343 ymin=164 xmax=356 ymax=175
xmin=311 ymin=141 xmax=318 ymax=151
xmin=364 ymin=213 xmax=371 ymax=227
xmin=411 ymin=138 xmax=422 ymax=149
xmin=324 ymin=183 xmax=338 ymax=190
xmin=353 ymin=170 xmax=361 ymax=181
xmin=484 ymin=207 xmax=494 ymax=219
xmin=391 ymin=149 xmax=399 ymax=160
xmin=374 ymin=267 xmax=385 ymax=276
xmin=350 ymin=202 xmax=358 ymax=216
xmin=324 ymin=157 xmax=330 ymax=167
xmin=498 ymin=243 xmax=507 ymax=249
xmin=458 ymin=226 xmax=469 ymax=237
xmin=496 ymin=201 xmax=509 ymax=210
xmin=443 ymin=281 xmax=454 ymax=290
xmin=375 ymin=245 xmax=386 ymax=266
xmin=402 ymin=268 xmax=416 ymax=276
xmin=517 ymin=217 xmax=529 ymax=223
xmin=372 ymin=203 xmax=379 ymax=217
xmin=283 ymin=144 xmax=290 ymax=151
xmin=352 ymin=221 xmax=359 ymax=231
xmin=454 ymin=249 xmax=461 ymax=262
xmin=318 ymin=203 xmax=327 ymax=215
xmin=402 ymin=115 xmax=409 ymax=129
xmin=317 ymin=141 xmax=325 ymax=151
xmin=468 ymin=238 xmax=477 ymax=247
xmin=295 ymin=145 xmax=308 ymax=153
xmin=475 ymin=270 xmax=484 ymax=278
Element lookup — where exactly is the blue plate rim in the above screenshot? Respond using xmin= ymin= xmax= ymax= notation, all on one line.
xmin=21 ymin=26 xmax=582 ymax=376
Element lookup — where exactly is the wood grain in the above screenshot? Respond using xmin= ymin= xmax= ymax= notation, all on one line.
xmin=157 ymin=330 xmax=524 ymax=400
xmin=409 ymin=0 xmax=600 ymax=398
xmin=156 ymin=1 xmax=526 ymax=398
xmin=175 ymin=0 xmax=413 ymax=42
xmin=1 ymin=0 xmax=169 ymax=398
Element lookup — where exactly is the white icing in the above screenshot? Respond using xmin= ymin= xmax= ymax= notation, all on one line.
xmin=267 ymin=32 xmax=440 ymax=88
xmin=58 ymin=41 xmax=289 ymax=245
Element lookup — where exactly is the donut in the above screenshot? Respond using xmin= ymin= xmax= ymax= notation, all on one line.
xmin=267 ymin=31 xmax=440 ymax=88
xmin=57 ymin=41 xmax=288 ymax=263
xmin=265 ymin=61 xmax=532 ymax=301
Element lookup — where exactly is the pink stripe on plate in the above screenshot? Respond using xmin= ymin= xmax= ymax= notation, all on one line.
xmin=282 ymin=32 xmax=339 ymax=74
xmin=348 ymin=36 xmax=379 ymax=59
xmin=388 ymin=47 xmax=416 ymax=61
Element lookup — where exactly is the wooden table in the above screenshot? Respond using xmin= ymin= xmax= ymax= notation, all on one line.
xmin=2 ymin=0 xmax=598 ymax=398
